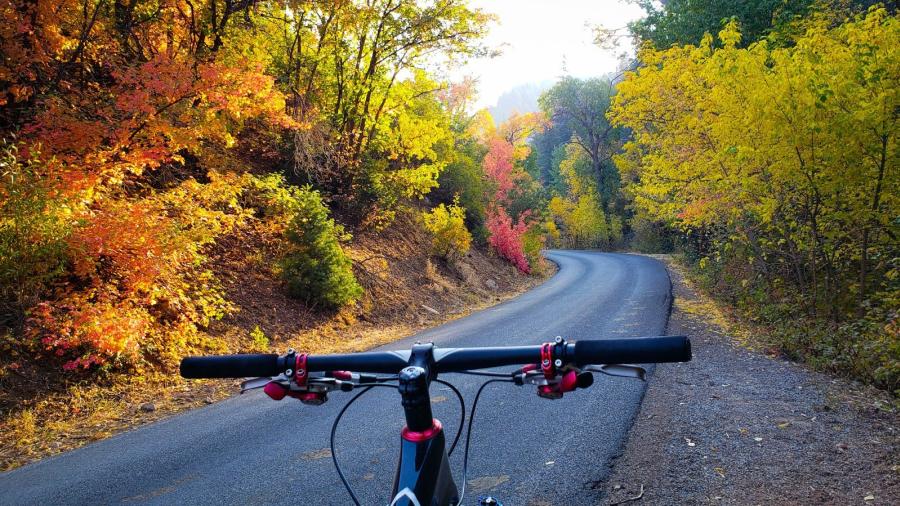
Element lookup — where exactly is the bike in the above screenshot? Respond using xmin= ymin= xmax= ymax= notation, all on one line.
xmin=180 ymin=335 xmax=691 ymax=505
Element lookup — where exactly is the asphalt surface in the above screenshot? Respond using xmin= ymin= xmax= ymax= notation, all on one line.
xmin=0 ymin=251 xmax=673 ymax=505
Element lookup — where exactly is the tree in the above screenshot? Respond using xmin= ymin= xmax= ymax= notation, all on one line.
xmin=610 ymin=8 xmax=898 ymax=321
xmin=628 ymin=0 xmax=814 ymax=48
xmin=627 ymin=0 xmax=894 ymax=49
xmin=538 ymin=77 xmax=623 ymax=204
xmin=264 ymin=0 xmax=491 ymax=218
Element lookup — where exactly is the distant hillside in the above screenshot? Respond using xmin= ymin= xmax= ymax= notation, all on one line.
xmin=488 ymin=81 xmax=553 ymax=124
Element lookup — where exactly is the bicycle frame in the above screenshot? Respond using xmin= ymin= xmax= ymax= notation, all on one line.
xmin=389 ymin=343 xmax=458 ymax=506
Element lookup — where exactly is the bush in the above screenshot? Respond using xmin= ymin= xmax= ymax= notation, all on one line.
xmin=422 ymin=198 xmax=472 ymax=259
xmin=548 ymin=193 xmax=610 ymax=249
xmin=486 ymin=207 xmax=530 ymax=273
xmin=280 ymin=186 xmax=363 ymax=309
xmin=522 ymin=225 xmax=547 ymax=275
xmin=629 ymin=215 xmax=673 ymax=253
xmin=431 ymin=143 xmax=488 ymax=233
xmin=0 ymin=142 xmax=71 ymax=324
xmin=250 ymin=326 xmax=269 ymax=352
xmin=24 ymin=171 xmax=251 ymax=371
xmin=544 ymin=219 xmax=561 ymax=248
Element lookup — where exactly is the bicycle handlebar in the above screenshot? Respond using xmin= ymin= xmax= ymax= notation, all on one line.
xmin=180 ymin=336 xmax=691 ymax=379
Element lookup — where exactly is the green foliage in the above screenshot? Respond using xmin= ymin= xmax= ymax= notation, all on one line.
xmin=245 ymin=173 xmax=305 ymax=219
xmin=628 ymin=0 xmax=816 ymax=48
xmin=422 ymin=198 xmax=472 ymax=260
xmin=522 ymin=225 xmax=548 ymax=275
xmin=280 ymin=186 xmax=362 ymax=309
xmin=529 ymin=121 xmax=572 ymax=192
xmin=0 ymin=142 xmax=70 ymax=324
xmin=433 ymin=149 xmax=488 ymax=235
xmin=505 ymin=175 xmax=547 ymax=224
xmin=546 ymin=147 xmax=621 ymax=249
xmin=264 ymin=2 xmax=490 ymax=223
xmin=538 ymin=77 xmax=623 ymax=200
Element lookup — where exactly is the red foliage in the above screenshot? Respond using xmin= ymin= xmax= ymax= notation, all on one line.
xmin=482 ymin=138 xmax=516 ymax=202
xmin=485 ymin=207 xmax=530 ymax=273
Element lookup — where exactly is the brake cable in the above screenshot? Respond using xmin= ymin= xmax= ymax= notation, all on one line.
xmin=457 ymin=378 xmax=514 ymax=506
xmin=433 ymin=378 xmax=466 ymax=456
xmin=328 ymin=378 xmax=466 ymax=504
xmin=329 ymin=375 xmax=510 ymax=506
xmin=329 ymin=383 xmax=397 ymax=506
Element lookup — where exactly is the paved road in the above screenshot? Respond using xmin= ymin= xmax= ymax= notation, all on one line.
xmin=0 ymin=251 xmax=673 ymax=505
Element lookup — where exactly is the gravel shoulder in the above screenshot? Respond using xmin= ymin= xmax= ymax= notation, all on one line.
xmin=601 ymin=256 xmax=899 ymax=505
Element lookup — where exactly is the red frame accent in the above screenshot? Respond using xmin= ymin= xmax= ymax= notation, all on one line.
xmin=540 ymin=343 xmax=555 ymax=380
xmin=294 ymin=353 xmax=309 ymax=386
xmin=401 ymin=419 xmax=443 ymax=442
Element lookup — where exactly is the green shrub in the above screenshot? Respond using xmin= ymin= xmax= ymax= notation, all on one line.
xmin=431 ymin=141 xmax=489 ymax=240
xmin=0 ymin=142 xmax=71 ymax=324
xmin=422 ymin=198 xmax=472 ymax=259
xmin=280 ymin=186 xmax=362 ymax=309
xmin=245 ymin=173 xmax=303 ymax=219
xmin=522 ymin=225 xmax=547 ymax=275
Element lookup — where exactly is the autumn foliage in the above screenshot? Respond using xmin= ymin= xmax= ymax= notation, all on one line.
xmin=485 ymin=207 xmax=530 ymax=274
xmin=0 ymin=0 xmax=494 ymax=372
xmin=611 ymin=7 xmax=899 ymax=390
xmin=422 ymin=198 xmax=472 ymax=260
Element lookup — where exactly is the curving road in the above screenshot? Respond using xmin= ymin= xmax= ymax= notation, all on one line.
xmin=0 ymin=252 xmax=673 ymax=505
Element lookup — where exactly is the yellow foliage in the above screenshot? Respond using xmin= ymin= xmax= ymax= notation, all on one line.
xmin=422 ymin=198 xmax=472 ymax=259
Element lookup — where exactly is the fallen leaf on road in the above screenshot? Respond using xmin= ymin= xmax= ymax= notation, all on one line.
xmin=467 ymin=475 xmax=509 ymax=494
xmin=864 ymin=494 xmax=875 ymax=501
xmin=777 ymin=422 xmax=791 ymax=429
xmin=298 ymin=448 xmax=332 ymax=461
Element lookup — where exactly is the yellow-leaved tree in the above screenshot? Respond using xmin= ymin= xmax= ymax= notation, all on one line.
xmin=610 ymin=7 xmax=899 ymax=389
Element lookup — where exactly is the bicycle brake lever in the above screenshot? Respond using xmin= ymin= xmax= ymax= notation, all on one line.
xmin=584 ymin=364 xmax=646 ymax=381
xmin=240 ymin=376 xmax=282 ymax=393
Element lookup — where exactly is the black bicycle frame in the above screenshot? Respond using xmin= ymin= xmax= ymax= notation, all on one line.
xmin=389 ymin=343 xmax=458 ymax=506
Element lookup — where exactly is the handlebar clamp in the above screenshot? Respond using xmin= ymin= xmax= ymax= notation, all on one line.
xmin=258 ymin=353 xmax=339 ymax=405
xmin=514 ymin=337 xmax=594 ymax=400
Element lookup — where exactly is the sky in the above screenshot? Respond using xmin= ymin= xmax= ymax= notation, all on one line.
xmin=448 ymin=0 xmax=647 ymax=109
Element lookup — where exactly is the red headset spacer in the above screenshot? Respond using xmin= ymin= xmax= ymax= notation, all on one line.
xmin=294 ymin=353 xmax=309 ymax=386
xmin=540 ymin=342 xmax=555 ymax=380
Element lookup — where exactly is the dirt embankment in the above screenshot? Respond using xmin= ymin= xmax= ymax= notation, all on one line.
xmin=0 ymin=213 xmax=549 ymax=471
xmin=601 ymin=257 xmax=898 ymax=505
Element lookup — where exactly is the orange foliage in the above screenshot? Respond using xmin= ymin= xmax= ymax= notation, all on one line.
xmin=1 ymin=0 xmax=293 ymax=370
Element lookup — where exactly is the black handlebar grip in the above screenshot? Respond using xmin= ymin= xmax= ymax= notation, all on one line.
xmin=574 ymin=336 xmax=691 ymax=365
xmin=180 ymin=354 xmax=280 ymax=378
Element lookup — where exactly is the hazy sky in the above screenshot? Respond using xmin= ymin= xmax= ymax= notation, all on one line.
xmin=450 ymin=0 xmax=646 ymax=109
